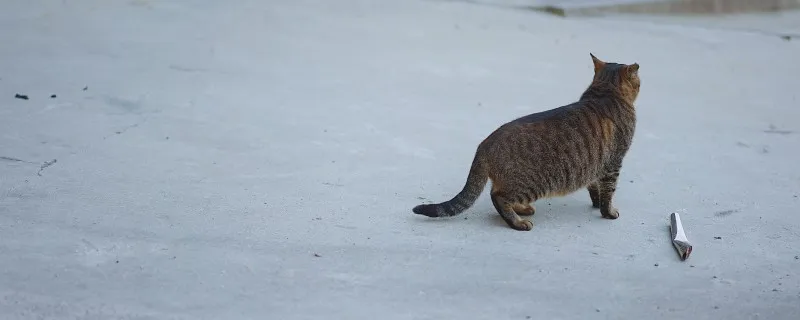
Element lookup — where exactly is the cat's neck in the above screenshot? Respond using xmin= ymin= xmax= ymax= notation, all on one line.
xmin=579 ymin=84 xmax=636 ymax=108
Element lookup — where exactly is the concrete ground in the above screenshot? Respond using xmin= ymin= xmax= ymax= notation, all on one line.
xmin=1 ymin=0 xmax=799 ymax=319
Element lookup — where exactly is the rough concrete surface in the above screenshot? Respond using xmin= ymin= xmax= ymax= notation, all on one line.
xmin=1 ymin=0 xmax=799 ymax=319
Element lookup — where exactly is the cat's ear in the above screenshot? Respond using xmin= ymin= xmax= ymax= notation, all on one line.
xmin=590 ymin=53 xmax=605 ymax=73
xmin=626 ymin=63 xmax=640 ymax=76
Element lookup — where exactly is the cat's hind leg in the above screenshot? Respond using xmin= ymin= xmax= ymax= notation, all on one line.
xmin=491 ymin=191 xmax=533 ymax=231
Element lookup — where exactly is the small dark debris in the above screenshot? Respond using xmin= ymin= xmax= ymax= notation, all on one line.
xmin=795 ymin=255 xmax=798 ymax=260
xmin=463 ymin=217 xmax=468 ymax=220
xmin=115 ymin=131 xmax=122 ymax=134
xmin=313 ymin=253 xmax=321 ymax=258
xmin=526 ymin=316 xmax=531 ymax=319
xmin=14 ymin=94 xmax=29 ymax=100
xmin=781 ymin=35 xmax=792 ymax=41
xmin=322 ymin=182 xmax=344 ymax=187
xmin=526 ymin=5 xmax=566 ymax=17
xmin=592 ymin=252 xmax=598 ymax=255
xmin=165 ymin=136 xmax=170 ymax=140
xmin=764 ymin=124 xmax=793 ymax=135
xmin=116 ymin=260 xmax=119 ymax=263
xmin=50 ymin=94 xmax=57 ymax=98
xmin=714 ymin=306 xmax=719 ymax=310
xmin=690 ymin=265 xmax=695 ymax=268
xmin=713 ymin=276 xmax=718 ymax=279
xmin=654 ymin=263 xmax=659 ymax=267
xmin=772 ymin=288 xmax=780 ymax=292
xmin=714 ymin=236 xmax=722 ymax=240
xmin=83 ymin=86 xmax=88 ymax=91
xmin=595 ymin=309 xmax=600 ymax=313
xmin=629 ymin=180 xmax=634 ymax=183
xmin=715 ymin=209 xmax=739 ymax=217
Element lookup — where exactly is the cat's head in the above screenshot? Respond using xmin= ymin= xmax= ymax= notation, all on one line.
xmin=589 ymin=53 xmax=640 ymax=102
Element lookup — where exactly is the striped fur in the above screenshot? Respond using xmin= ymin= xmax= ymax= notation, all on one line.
xmin=412 ymin=53 xmax=641 ymax=231
xmin=412 ymin=156 xmax=487 ymax=217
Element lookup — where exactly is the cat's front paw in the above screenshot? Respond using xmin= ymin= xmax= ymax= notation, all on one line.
xmin=510 ymin=219 xmax=533 ymax=231
xmin=601 ymin=207 xmax=619 ymax=219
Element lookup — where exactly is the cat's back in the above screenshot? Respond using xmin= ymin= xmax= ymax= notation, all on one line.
xmin=482 ymin=101 xmax=587 ymax=142
xmin=509 ymin=102 xmax=585 ymax=126
xmin=475 ymin=102 xmax=588 ymax=161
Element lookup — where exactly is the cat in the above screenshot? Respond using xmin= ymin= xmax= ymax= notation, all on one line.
xmin=412 ymin=53 xmax=640 ymax=231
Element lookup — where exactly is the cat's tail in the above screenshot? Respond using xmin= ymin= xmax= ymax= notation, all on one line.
xmin=412 ymin=155 xmax=488 ymax=218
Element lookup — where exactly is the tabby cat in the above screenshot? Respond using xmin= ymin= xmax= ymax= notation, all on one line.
xmin=412 ymin=53 xmax=640 ymax=231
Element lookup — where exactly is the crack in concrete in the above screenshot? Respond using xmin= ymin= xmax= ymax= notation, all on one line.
xmin=0 ymin=156 xmax=37 ymax=164
xmin=103 ymin=117 xmax=148 ymax=140
xmin=37 ymin=159 xmax=57 ymax=176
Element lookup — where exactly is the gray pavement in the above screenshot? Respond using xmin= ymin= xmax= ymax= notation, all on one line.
xmin=1 ymin=0 xmax=799 ymax=319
